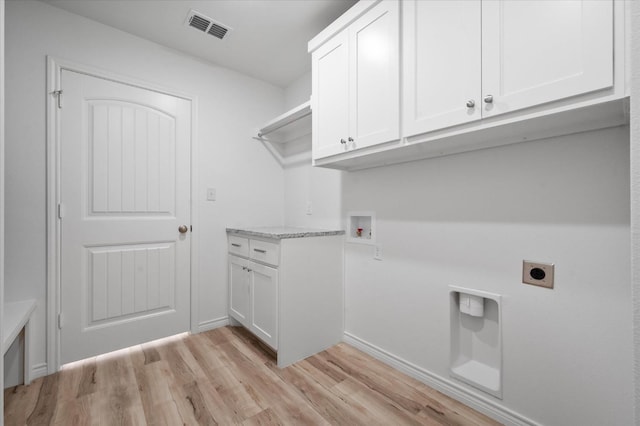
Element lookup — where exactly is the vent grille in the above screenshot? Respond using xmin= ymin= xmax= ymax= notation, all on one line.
xmin=207 ymin=23 xmax=228 ymax=40
xmin=186 ymin=10 xmax=231 ymax=40
xmin=189 ymin=15 xmax=210 ymax=32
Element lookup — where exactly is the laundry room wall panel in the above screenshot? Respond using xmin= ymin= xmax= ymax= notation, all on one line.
xmin=341 ymin=126 xmax=633 ymax=425
xmin=4 ymin=0 xmax=285 ymax=382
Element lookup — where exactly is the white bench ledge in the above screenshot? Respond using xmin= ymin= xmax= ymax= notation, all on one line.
xmin=3 ymin=299 xmax=36 ymax=355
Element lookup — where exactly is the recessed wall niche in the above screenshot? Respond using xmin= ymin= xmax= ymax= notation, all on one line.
xmin=346 ymin=211 xmax=375 ymax=244
xmin=449 ymin=286 xmax=502 ymax=399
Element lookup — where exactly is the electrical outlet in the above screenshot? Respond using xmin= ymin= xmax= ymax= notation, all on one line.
xmin=374 ymin=244 xmax=383 ymax=260
xmin=206 ymin=188 xmax=216 ymax=201
xmin=522 ymin=260 xmax=554 ymax=289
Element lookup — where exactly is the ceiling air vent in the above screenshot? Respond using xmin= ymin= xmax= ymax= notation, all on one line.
xmin=186 ymin=10 xmax=231 ymax=40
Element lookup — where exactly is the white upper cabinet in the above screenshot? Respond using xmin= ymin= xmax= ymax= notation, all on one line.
xmin=313 ymin=31 xmax=350 ymax=159
xmin=403 ymin=1 xmax=482 ymax=135
xmin=403 ymin=0 xmax=615 ymax=138
xmin=312 ymin=0 xmax=400 ymax=161
xmin=310 ymin=0 xmax=626 ymax=170
xmin=481 ymin=0 xmax=614 ymax=118
xmin=349 ymin=0 xmax=400 ymax=150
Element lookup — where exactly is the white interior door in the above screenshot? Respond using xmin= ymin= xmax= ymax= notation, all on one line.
xmin=59 ymin=69 xmax=192 ymax=364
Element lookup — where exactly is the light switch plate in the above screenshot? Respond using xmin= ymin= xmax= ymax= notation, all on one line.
xmin=522 ymin=260 xmax=554 ymax=289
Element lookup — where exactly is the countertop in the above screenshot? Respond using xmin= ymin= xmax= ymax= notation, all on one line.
xmin=226 ymin=226 xmax=345 ymax=240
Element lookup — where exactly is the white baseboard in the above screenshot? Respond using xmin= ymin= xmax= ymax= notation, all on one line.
xmin=342 ymin=332 xmax=540 ymax=426
xmin=197 ymin=317 xmax=229 ymax=333
xmin=31 ymin=363 xmax=48 ymax=381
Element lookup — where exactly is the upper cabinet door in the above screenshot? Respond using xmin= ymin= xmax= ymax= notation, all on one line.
xmin=312 ymin=31 xmax=350 ymax=160
xmin=349 ymin=0 xmax=400 ymax=150
xmin=403 ymin=0 xmax=481 ymax=137
xmin=481 ymin=0 xmax=614 ymax=118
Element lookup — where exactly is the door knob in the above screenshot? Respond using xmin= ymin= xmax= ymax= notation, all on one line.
xmin=178 ymin=225 xmax=189 ymax=234
xmin=466 ymin=100 xmax=475 ymax=108
xmin=483 ymin=94 xmax=493 ymax=104
xmin=340 ymin=139 xmax=347 ymax=144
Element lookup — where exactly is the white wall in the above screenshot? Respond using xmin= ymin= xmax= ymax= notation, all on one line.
xmin=284 ymin=71 xmax=311 ymax=110
xmin=631 ymin=1 xmax=640 ymax=423
xmin=4 ymin=0 xmax=286 ymax=383
xmin=0 ymin=0 xmax=5 ymax=414
xmin=342 ymin=126 xmax=633 ymax=425
xmin=282 ymin=70 xmax=342 ymax=230
xmin=284 ymin=161 xmax=342 ymax=230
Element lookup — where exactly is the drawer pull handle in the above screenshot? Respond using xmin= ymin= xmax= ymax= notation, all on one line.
xmin=253 ymin=248 xmax=267 ymax=254
xmin=231 ymin=243 xmax=241 ymax=247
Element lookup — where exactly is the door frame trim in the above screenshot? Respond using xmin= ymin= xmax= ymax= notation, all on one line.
xmin=46 ymin=56 xmax=200 ymax=373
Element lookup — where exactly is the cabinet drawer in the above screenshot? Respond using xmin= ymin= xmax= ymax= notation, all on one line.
xmin=228 ymin=235 xmax=249 ymax=257
xmin=249 ymin=239 xmax=280 ymax=266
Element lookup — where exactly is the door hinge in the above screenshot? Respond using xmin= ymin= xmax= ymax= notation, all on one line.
xmin=190 ymin=225 xmax=193 ymax=232
xmin=53 ymin=90 xmax=63 ymax=109
xmin=57 ymin=202 xmax=64 ymax=219
xmin=57 ymin=313 xmax=63 ymax=329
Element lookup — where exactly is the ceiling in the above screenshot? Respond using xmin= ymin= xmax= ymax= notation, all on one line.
xmin=38 ymin=0 xmax=357 ymax=88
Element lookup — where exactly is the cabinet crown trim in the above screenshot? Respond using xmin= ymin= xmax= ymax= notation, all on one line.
xmin=308 ymin=0 xmax=380 ymax=53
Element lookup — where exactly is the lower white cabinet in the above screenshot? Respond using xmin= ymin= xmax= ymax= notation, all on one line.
xmin=229 ymin=255 xmax=250 ymax=325
xmin=227 ymin=229 xmax=344 ymax=368
xmin=228 ymin=255 xmax=278 ymax=349
xmin=249 ymin=263 xmax=278 ymax=349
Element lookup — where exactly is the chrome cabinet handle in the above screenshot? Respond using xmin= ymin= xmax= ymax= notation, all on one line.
xmin=247 ymin=269 xmax=252 ymax=272
xmin=484 ymin=94 xmax=493 ymax=104
xmin=466 ymin=100 xmax=475 ymax=108
xmin=231 ymin=243 xmax=241 ymax=247
xmin=340 ymin=139 xmax=347 ymax=144
xmin=348 ymin=137 xmax=354 ymax=142
xmin=253 ymin=248 xmax=267 ymax=254
xmin=242 ymin=266 xmax=247 ymax=271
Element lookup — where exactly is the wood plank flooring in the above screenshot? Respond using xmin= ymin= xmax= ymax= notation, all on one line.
xmin=4 ymin=326 xmax=501 ymax=425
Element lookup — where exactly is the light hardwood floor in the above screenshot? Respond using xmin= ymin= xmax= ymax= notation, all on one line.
xmin=4 ymin=326 xmax=501 ymax=425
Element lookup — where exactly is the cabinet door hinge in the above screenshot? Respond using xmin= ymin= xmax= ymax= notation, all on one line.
xmin=53 ymin=90 xmax=63 ymax=109
xmin=57 ymin=313 xmax=63 ymax=329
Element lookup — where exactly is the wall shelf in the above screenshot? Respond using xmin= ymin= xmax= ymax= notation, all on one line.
xmin=256 ymin=101 xmax=311 ymax=144
xmin=254 ymin=101 xmax=312 ymax=167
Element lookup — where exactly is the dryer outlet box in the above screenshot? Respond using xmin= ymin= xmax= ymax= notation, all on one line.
xmin=522 ymin=260 xmax=554 ymax=289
